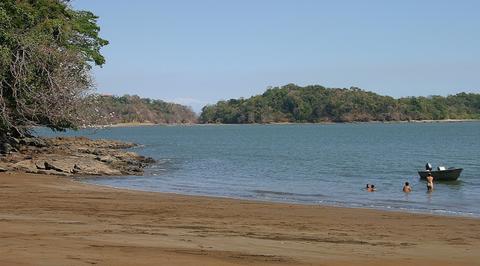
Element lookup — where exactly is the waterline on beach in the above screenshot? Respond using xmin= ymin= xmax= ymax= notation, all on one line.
xmin=39 ymin=122 xmax=480 ymax=218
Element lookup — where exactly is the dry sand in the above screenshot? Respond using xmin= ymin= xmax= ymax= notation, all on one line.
xmin=0 ymin=172 xmax=479 ymax=266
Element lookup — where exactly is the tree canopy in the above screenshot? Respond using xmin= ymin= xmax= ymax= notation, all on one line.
xmin=200 ymin=84 xmax=480 ymax=123
xmin=93 ymin=95 xmax=197 ymax=125
xmin=0 ymin=0 xmax=108 ymax=138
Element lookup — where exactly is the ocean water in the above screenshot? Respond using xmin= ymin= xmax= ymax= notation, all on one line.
xmin=37 ymin=122 xmax=480 ymax=217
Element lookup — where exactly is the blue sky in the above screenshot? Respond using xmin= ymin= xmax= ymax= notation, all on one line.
xmin=73 ymin=0 xmax=479 ymax=111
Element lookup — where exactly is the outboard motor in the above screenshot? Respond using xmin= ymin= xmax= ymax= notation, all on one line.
xmin=425 ymin=163 xmax=432 ymax=171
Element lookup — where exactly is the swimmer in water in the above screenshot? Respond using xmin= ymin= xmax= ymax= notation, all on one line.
xmin=403 ymin=182 xmax=412 ymax=193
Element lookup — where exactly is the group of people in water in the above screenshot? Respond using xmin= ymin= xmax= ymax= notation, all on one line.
xmin=366 ymin=172 xmax=434 ymax=193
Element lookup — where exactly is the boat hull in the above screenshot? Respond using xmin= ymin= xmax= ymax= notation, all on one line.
xmin=418 ymin=168 xmax=463 ymax=181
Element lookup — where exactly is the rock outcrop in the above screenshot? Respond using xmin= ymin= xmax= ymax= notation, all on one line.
xmin=0 ymin=137 xmax=154 ymax=177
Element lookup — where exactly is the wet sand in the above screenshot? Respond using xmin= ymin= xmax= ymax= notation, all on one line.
xmin=0 ymin=172 xmax=479 ymax=266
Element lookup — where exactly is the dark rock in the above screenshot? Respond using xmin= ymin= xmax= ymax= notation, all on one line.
xmin=142 ymin=156 xmax=156 ymax=164
xmin=20 ymin=137 xmax=47 ymax=147
xmin=0 ymin=142 xmax=18 ymax=154
xmin=125 ymin=165 xmax=142 ymax=173
xmin=77 ymin=147 xmax=96 ymax=154
xmin=1 ymin=143 xmax=12 ymax=154
xmin=35 ymin=161 xmax=46 ymax=170
xmin=44 ymin=161 xmax=65 ymax=172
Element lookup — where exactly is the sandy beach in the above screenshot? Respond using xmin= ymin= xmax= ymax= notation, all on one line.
xmin=0 ymin=172 xmax=479 ymax=266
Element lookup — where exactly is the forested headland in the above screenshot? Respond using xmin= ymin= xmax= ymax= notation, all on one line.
xmin=0 ymin=0 xmax=195 ymax=141
xmin=91 ymin=95 xmax=197 ymax=125
xmin=0 ymin=0 xmax=155 ymax=173
xmin=199 ymin=84 xmax=480 ymax=123
xmin=1 ymin=0 xmax=479 ymax=136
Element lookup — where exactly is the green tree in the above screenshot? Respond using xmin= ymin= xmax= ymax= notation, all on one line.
xmin=0 ymin=0 xmax=108 ymax=141
xmin=198 ymin=84 xmax=480 ymax=124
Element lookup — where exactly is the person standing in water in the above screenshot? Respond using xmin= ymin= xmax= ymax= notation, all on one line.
xmin=426 ymin=173 xmax=434 ymax=191
xmin=403 ymin=182 xmax=412 ymax=193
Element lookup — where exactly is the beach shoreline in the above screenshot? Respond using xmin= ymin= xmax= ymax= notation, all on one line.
xmin=79 ymin=178 xmax=480 ymax=219
xmin=1 ymin=172 xmax=479 ymax=265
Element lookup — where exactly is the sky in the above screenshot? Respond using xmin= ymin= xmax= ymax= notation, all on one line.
xmin=72 ymin=0 xmax=480 ymax=112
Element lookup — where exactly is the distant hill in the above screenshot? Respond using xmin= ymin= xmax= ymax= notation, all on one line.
xmin=199 ymin=84 xmax=480 ymax=123
xmin=92 ymin=95 xmax=197 ymax=125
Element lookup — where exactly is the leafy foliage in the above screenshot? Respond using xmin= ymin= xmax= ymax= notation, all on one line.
xmin=0 ymin=0 xmax=108 ymax=137
xmin=92 ymin=95 xmax=197 ymax=125
xmin=200 ymin=84 xmax=480 ymax=123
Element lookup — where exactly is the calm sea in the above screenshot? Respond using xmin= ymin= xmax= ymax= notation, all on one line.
xmin=37 ymin=122 xmax=480 ymax=217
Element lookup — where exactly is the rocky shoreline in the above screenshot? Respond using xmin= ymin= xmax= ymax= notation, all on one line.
xmin=0 ymin=137 xmax=154 ymax=176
